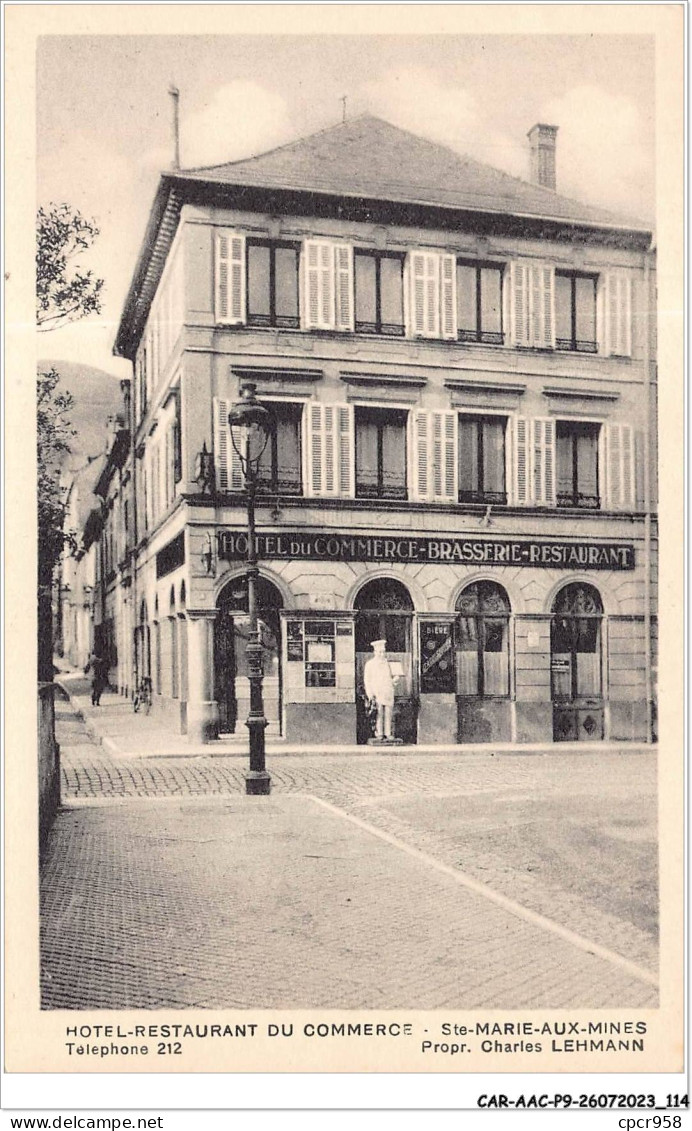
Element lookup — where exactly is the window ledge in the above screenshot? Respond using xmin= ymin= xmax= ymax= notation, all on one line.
xmin=543 ymin=386 xmax=620 ymax=402
xmin=341 ymin=370 xmax=427 ymax=389
xmin=185 ymin=492 xmax=649 ymax=522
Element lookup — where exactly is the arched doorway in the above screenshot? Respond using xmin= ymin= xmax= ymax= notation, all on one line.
xmin=551 ymin=582 xmax=604 ymax=741
xmin=354 ymin=577 xmax=416 ymax=744
xmin=455 ymin=581 xmax=511 ymax=742
xmin=214 ymin=575 xmax=283 ymax=735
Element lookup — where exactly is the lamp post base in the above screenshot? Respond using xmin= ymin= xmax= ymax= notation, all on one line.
xmin=245 ymin=770 xmax=271 ymax=795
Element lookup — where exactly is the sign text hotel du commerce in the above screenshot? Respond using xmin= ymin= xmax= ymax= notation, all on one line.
xmin=218 ymin=531 xmax=636 ymax=570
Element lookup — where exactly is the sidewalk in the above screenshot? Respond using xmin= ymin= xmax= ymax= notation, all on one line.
xmin=57 ymin=672 xmax=654 ymax=759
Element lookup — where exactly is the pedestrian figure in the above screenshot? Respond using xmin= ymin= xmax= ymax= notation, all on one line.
xmin=85 ymin=652 xmax=108 ymax=707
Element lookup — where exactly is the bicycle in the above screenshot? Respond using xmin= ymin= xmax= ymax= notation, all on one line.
xmin=133 ymin=675 xmax=152 ymax=715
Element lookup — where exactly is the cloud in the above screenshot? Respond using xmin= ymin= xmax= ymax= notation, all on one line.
xmin=360 ymin=66 xmax=527 ymax=179
xmin=540 ymin=85 xmax=653 ymax=220
xmin=166 ymin=82 xmax=295 ymax=170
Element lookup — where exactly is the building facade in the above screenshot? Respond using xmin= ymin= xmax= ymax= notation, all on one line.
xmin=105 ymin=115 xmax=656 ymax=746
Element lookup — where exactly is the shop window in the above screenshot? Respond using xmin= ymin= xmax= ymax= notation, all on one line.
xmin=555 ymin=272 xmax=598 ymax=353
xmin=256 ymin=401 xmax=303 ymax=495
xmin=354 ymin=250 xmax=405 ymax=336
xmin=556 ymin=420 xmax=601 ymax=509
xmin=355 ymin=407 xmax=407 ymax=500
xmin=457 ymin=261 xmax=504 ymax=345
xmin=458 ymin=415 xmax=507 ymax=505
xmin=456 ymin=582 xmax=510 ymax=698
xmin=246 ymin=240 xmax=300 ymax=329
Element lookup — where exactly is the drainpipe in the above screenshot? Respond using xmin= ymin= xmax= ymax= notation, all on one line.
xmin=643 ymin=248 xmax=654 ymax=742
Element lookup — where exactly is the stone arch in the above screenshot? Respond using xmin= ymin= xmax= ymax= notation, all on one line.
xmin=214 ymin=564 xmax=294 ymax=610
xmin=544 ymin=573 xmax=619 ymax=617
xmin=345 ymin=568 xmax=428 ymax=612
xmin=449 ymin=570 xmax=524 ymax=615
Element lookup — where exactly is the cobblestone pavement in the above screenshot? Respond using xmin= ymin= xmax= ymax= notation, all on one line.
xmin=42 ymin=693 xmax=659 ymax=1009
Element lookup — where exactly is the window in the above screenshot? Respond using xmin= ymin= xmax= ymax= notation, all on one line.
xmin=551 ymin=583 xmax=603 ymax=702
xmin=556 ymin=421 xmax=600 ymax=509
xmin=256 ymin=401 xmax=303 ymax=495
xmin=458 ymin=415 xmax=507 ymax=504
xmin=246 ymin=240 xmax=300 ymax=329
xmin=355 ymin=407 xmax=407 ymax=500
xmin=555 ymin=272 xmax=597 ymax=352
xmin=457 ymin=261 xmax=504 ymax=344
xmin=172 ymin=391 xmax=182 ymax=484
xmin=456 ymin=582 xmax=510 ymax=698
xmin=354 ymin=251 xmax=405 ymax=336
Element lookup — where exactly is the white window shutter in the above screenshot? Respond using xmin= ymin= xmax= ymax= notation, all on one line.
xmin=408 ymin=252 xmax=440 ymax=337
xmin=512 ymin=416 xmax=529 ymax=505
xmin=303 ymin=240 xmax=335 ymax=330
xmin=605 ymin=272 xmax=632 ymax=357
xmin=531 ymin=264 xmax=555 ymax=349
xmin=532 ymin=418 xmax=556 ymax=505
xmin=334 ymin=244 xmax=354 ymax=331
xmin=212 ymin=398 xmax=243 ymax=493
xmin=408 ymin=410 xmax=430 ymax=500
xmin=215 ymin=230 xmax=245 ymax=325
xmin=606 ymin=422 xmax=635 ymax=509
xmin=305 ymin=402 xmax=352 ymax=497
xmin=431 ymin=411 xmax=457 ymax=501
xmin=213 ymin=398 xmax=230 ymax=492
xmin=337 ymin=404 xmax=355 ymax=497
xmin=510 ymin=262 xmax=530 ymax=346
xmin=440 ymin=254 xmax=457 ymax=340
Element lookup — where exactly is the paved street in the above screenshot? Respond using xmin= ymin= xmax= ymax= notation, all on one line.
xmin=40 ymin=686 xmax=659 ymax=1010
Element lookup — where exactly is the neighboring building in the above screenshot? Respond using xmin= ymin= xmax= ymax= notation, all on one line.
xmin=103 ymin=114 xmax=655 ymax=746
xmin=57 ymin=451 xmax=106 ymax=671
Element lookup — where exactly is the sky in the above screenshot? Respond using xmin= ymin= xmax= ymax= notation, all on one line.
xmin=37 ymin=33 xmax=655 ymax=382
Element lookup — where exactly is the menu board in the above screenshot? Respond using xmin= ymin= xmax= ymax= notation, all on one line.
xmin=294 ymin=619 xmax=337 ymax=688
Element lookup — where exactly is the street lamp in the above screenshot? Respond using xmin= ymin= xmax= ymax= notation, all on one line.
xmin=228 ymin=383 xmax=276 ymax=796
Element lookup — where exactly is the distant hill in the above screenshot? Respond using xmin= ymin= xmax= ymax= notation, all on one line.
xmin=39 ymin=360 xmax=127 ymax=460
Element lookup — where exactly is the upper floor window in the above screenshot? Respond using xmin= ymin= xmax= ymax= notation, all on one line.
xmin=354 ymin=250 xmax=405 ymax=336
xmin=256 ymin=401 xmax=303 ymax=495
xmin=458 ymin=415 xmax=507 ymax=505
xmin=247 ymin=240 xmax=300 ymax=329
xmin=355 ymin=406 xmax=407 ymax=500
xmin=556 ymin=420 xmax=600 ymax=509
xmin=555 ymin=272 xmax=597 ymax=353
xmin=457 ymin=261 xmax=504 ymax=345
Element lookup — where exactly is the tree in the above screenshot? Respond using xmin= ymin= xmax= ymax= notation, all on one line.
xmin=36 ymin=204 xmax=104 ymax=680
xmin=36 ymin=203 xmax=104 ymax=331
xmin=37 ymin=368 xmax=77 ymax=680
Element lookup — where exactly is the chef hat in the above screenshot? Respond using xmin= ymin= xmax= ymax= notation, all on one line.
xmin=371 ymin=639 xmax=387 ymax=649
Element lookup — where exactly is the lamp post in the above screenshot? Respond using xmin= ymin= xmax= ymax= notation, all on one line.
xmin=228 ymin=383 xmax=276 ymax=796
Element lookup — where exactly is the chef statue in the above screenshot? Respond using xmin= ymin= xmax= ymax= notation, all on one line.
xmin=363 ymin=639 xmax=400 ymax=743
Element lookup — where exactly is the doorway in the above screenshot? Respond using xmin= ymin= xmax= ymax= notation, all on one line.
xmin=214 ymin=575 xmax=283 ymax=735
xmin=455 ymin=581 xmax=512 ymax=742
xmin=354 ymin=577 xmax=417 ymax=744
xmin=551 ymin=582 xmax=604 ymax=741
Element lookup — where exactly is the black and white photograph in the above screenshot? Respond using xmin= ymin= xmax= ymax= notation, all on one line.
xmin=4 ymin=1 xmax=685 ymax=1103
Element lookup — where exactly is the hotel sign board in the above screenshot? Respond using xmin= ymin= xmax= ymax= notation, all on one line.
xmin=218 ymin=531 xmax=635 ymax=571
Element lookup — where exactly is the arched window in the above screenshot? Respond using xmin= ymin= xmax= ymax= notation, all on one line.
xmin=354 ymin=577 xmax=413 ymax=654
xmin=551 ymin=583 xmax=603 ymax=702
xmin=169 ymin=587 xmax=178 ymax=699
xmin=153 ymin=596 xmax=161 ymax=695
xmin=456 ymin=581 xmax=511 ymax=698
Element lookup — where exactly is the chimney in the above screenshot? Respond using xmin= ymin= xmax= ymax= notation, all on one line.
xmin=527 ymin=123 xmax=558 ymax=191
